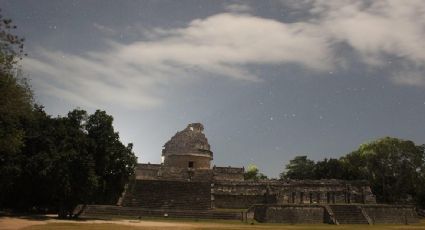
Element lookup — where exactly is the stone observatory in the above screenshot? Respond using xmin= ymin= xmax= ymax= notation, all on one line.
xmin=77 ymin=123 xmax=420 ymax=225
xmin=162 ymin=123 xmax=213 ymax=169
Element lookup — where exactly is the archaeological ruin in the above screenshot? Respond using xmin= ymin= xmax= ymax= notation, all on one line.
xmin=77 ymin=123 xmax=420 ymax=224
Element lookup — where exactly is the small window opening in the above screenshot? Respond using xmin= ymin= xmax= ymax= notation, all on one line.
xmin=188 ymin=161 xmax=194 ymax=168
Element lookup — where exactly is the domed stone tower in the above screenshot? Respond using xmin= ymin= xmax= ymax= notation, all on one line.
xmin=162 ymin=123 xmax=213 ymax=169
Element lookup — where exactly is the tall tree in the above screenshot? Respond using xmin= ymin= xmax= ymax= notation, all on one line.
xmin=313 ymin=158 xmax=345 ymax=180
xmin=16 ymin=108 xmax=98 ymax=217
xmin=280 ymin=156 xmax=315 ymax=179
xmin=345 ymin=137 xmax=425 ymax=203
xmin=0 ymin=11 xmax=137 ymax=216
xmin=86 ymin=110 xmax=137 ymax=204
xmin=0 ymin=10 xmax=31 ymax=207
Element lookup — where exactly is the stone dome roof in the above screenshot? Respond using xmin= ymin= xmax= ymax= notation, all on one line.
xmin=162 ymin=123 xmax=212 ymax=157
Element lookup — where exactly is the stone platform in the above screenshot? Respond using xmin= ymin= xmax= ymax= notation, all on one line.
xmin=75 ymin=205 xmax=242 ymax=220
xmin=253 ymin=204 xmax=420 ymax=224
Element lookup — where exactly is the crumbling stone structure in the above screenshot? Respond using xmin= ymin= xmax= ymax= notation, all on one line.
xmin=79 ymin=123 xmax=419 ymax=224
xmin=121 ymin=123 xmax=377 ymax=209
xmin=162 ymin=123 xmax=212 ymax=169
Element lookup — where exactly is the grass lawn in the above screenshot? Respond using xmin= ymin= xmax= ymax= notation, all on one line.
xmin=18 ymin=218 xmax=425 ymax=230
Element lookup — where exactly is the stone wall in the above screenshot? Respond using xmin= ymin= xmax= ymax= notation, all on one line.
xmin=211 ymin=180 xmax=376 ymax=209
xmin=277 ymin=180 xmax=376 ymax=204
xmin=135 ymin=164 xmax=212 ymax=182
xmin=121 ymin=180 xmax=211 ymax=210
xmin=77 ymin=205 xmax=242 ymax=220
xmin=135 ymin=163 xmax=161 ymax=180
xmin=253 ymin=204 xmax=420 ymax=224
xmin=213 ymin=195 xmax=267 ymax=209
xmin=161 ymin=123 xmax=213 ymax=170
xmin=213 ymin=166 xmax=244 ymax=181
xmin=131 ymin=165 xmax=376 ymax=210
xmin=254 ymin=205 xmax=326 ymax=223
xmin=362 ymin=205 xmax=420 ymax=224
xmin=164 ymin=154 xmax=211 ymax=169
xmin=212 ymin=181 xmax=270 ymax=208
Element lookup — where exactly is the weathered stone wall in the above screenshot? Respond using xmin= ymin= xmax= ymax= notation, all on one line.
xmin=254 ymin=205 xmax=325 ymax=223
xmin=134 ymin=164 xmax=213 ymax=181
xmin=77 ymin=205 xmax=242 ymax=220
xmin=213 ymin=166 xmax=244 ymax=181
xmin=211 ymin=180 xmax=376 ymax=209
xmin=122 ymin=180 xmax=211 ymax=210
xmin=212 ymin=181 xmax=271 ymax=208
xmin=162 ymin=123 xmax=213 ymax=170
xmin=132 ymin=123 xmax=376 ymax=211
xmin=277 ymin=180 xmax=376 ymax=204
xmin=135 ymin=163 xmax=161 ymax=180
xmin=164 ymin=154 xmax=211 ymax=169
xmin=363 ymin=205 xmax=420 ymax=224
xmin=213 ymin=195 xmax=267 ymax=209
xmin=253 ymin=204 xmax=420 ymax=224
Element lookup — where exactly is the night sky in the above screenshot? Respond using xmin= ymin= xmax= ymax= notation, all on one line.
xmin=2 ymin=0 xmax=425 ymax=177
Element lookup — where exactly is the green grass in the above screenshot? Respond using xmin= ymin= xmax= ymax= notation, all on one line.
xmin=20 ymin=219 xmax=425 ymax=230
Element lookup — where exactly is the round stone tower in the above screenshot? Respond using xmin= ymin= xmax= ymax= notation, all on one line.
xmin=162 ymin=123 xmax=213 ymax=169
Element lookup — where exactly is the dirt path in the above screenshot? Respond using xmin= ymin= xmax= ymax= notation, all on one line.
xmin=0 ymin=216 xmax=200 ymax=230
xmin=0 ymin=217 xmax=46 ymax=230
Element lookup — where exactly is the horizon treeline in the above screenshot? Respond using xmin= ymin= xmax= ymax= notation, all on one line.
xmin=280 ymin=137 xmax=425 ymax=207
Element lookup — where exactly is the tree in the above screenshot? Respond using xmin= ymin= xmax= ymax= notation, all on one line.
xmin=313 ymin=158 xmax=345 ymax=180
xmin=12 ymin=108 xmax=98 ymax=217
xmin=0 ymin=10 xmax=32 ymax=207
xmin=244 ymin=164 xmax=268 ymax=180
xmin=345 ymin=137 xmax=425 ymax=204
xmin=86 ymin=110 xmax=137 ymax=204
xmin=280 ymin=156 xmax=315 ymax=179
xmin=0 ymin=11 xmax=137 ymax=216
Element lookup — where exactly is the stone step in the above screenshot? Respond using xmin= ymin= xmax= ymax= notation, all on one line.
xmin=79 ymin=205 xmax=241 ymax=220
xmin=330 ymin=205 xmax=369 ymax=224
xmin=120 ymin=180 xmax=212 ymax=210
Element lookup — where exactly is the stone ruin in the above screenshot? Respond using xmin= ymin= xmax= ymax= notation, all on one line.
xmin=161 ymin=123 xmax=212 ymax=169
xmin=78 ymin=123 xmax=420 ymax=224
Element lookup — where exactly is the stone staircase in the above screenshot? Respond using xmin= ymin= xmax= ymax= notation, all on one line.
xmin=362 ymin=205 xmax=420 ymax=224
xmin=329 ymin=205 xmax=369 ymax=224
xmin=77 ymin=205 xmax=242 ymax=220
xmin=121 ymin=180 xmax=211 ymax=210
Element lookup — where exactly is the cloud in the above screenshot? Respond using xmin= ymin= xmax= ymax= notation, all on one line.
xmin=391 ymin=70 xmax=425 ymax=87
xmin=92 ymin=22 xmax=117 ymax=36
xmin=24 ymin=13 xmax=334 ymax=109
xmin=24 ymin=1 xmax=425 ymax=110
xmin=312 ymin=0 xmax=425 ymax=65
xmin=224 ymin=3 xmax=253 ymax=13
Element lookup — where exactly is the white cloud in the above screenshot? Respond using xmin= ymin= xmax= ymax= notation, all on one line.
xmin=92 ymin=22 xmax=117 ymax=36
xmin=25 ymin=13 xmax=334 ymax=109
xmin=392 ymin=71 xmax=425 ymax=87
xmin=24 ymin=1 xmax=425 ymax=109
xmin=224 ymin=3 xmax=253 ymax=13
xmin=310 ymin=0 xmax=425 ymax=86
xmin=312 ymin=0 xmax=425 ymax=65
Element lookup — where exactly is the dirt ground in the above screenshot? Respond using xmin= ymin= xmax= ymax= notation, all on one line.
xmin=0 ymin=217 xmax=45 ymax=230
xmin=0 ymin=217 xmax=194 ymax=230
xmin=1 ymin=216 xmax=425 ymax=230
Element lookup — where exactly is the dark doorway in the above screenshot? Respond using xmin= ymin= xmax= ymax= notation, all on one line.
xmin=188 ymin=161 xmax=194 ymax=168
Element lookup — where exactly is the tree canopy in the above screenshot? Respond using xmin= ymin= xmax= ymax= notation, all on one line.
xmin=0 ymin=12 xmax=137 ymax=218
xmin=280 ymin=156 xmax=315 ymax=180
xmin=343 ymin=137 xmax=425 ymax=204
xmin=281 ymin=137 xmax=425 ymax=207
xmin=244 ymin=164 xmax=267 ymax=180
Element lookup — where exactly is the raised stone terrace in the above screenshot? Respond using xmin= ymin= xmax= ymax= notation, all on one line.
xmin=80 ymin=122 xmax=420 ymax=225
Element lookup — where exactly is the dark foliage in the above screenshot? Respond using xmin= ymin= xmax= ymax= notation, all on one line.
xmin=0 ymin=12 xmax=137 ymax=218
xmin=281 ymin=137 xmax=425 ymax=207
